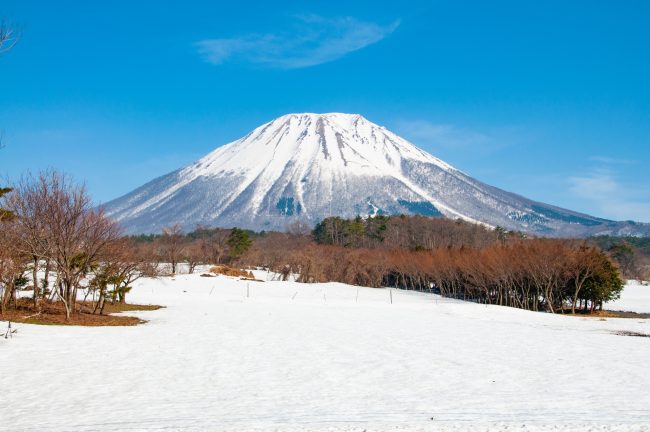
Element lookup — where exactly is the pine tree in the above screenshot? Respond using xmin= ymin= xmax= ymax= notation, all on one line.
xmin=226 ymin=228 xmax=252 ymax=260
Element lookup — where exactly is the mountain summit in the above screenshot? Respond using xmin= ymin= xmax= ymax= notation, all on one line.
xmin=104 ymin=113 xmax=648 ymax=236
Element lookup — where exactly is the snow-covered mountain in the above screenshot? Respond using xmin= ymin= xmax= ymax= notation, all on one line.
xmin=103 ymin=113 xmax=649 ymax=236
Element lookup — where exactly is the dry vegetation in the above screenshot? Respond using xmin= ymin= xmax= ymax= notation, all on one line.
xmin=244 ymin=217 xmax=626 ymax=314
xmin=1 ymin=297 xmax=162 ymax=326
xmin=209 ymin=265 xmax=253 ymax=278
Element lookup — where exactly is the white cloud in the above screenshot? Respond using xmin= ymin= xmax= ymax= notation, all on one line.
xmin=393 ymin=120 xmax=490 ymax=149
xmin=195 ymin=15 xmax=400 ymax=69
xmin=568 ymin=170 xmax=618 ymax=200
xmin=568 ymin=169 xmax=650 ymax=222
xmin=589 ymin=155 xmax=636 ymax=165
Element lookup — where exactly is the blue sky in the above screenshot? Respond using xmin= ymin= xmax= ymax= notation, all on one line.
xmin=1 ymin=0 xmax=649 ymax=222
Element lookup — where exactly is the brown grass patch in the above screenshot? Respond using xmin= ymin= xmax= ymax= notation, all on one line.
xmin=0 ymin=298 xmax=163 ymax=327
xmin=209 ymin=265 xmax=254 ymax=278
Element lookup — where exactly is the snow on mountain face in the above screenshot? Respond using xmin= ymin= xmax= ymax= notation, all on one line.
xmin=103 ymin=113 xmax=650 ymax=236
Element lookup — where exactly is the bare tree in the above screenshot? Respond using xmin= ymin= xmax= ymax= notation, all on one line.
xmin=90 ymin=237 xmax=157 ymax=314
xmin=199 ymin=230 xmax=229 ymax=265
xmin=0 ymin=222 xmax=28 ymax=313
xmin=0 ymin=20 xmax=18 ymax=53
xmin=5 ymin=173 xmax=51 ymax=308
xmin=38 ymin=172 xmax=121 ymax=319
xmin=0 ymin=19 xmax=19 ymax=219
xmin=160 ymin=224 xmax=184 ymax=274
xmin=0 ymin=186 xmax=15 ymax=223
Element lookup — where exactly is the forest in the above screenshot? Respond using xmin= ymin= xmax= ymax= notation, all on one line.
xmin=0 ymin=171 xmax=638 ymax=322
xmin=247 ymin=217 xmax=626 ymax=313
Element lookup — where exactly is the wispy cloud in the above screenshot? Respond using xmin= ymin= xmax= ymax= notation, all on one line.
xmin=568 ymin=168 xmax=650 ymax=222
xmin=589 ymin=155 xmax=636 ymax=165
xmin=195 ymin=15 xmax=400 ymax=69
xmin=569 ymin=169 xmax=618 ymax=201
xmin=393 ymin=120 xmax=490 ymax=149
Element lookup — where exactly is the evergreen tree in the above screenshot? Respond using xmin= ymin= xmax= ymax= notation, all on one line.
xmin=226 ymin=227 xmax=252 ymax=260
xmin=313 ymin=216 xmax=347 ymax=246
xmin=607 ymin=241 xmax=635 ymax=276
xmin=345 ymin=216 xmax=366 ymax=247
xmin=365 ymin=215 xmax=388 ymax=242
xmin=580 ymin=255 xmax=624 ymax=311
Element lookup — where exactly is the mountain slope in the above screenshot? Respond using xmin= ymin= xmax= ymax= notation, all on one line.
xmin=103 ymin=113 xmax=649 ymax=236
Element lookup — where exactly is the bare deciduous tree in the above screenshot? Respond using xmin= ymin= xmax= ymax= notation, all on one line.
xmin=160 ymin=224 xmax=184 ymax=274
xmin=89 ymin=237 xmax=158 ymax=314
xmin=0 ymin=222 xmax=28 ymax=313
xmin=36 ymin=172 xmax=121 ymax=319
xmin=0 ymin=20 xmax=18 ymax=54
xmin=5 ymin=173 xmax=52 ymax=308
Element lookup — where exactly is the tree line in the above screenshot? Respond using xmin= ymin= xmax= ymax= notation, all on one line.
xmin=590 ymin=236 xmax=650 ymax=280
xmin=244 ymin=216 xmax=625 ymax=313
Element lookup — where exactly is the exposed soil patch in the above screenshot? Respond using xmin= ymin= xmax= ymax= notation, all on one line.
xmin=0 ymin=298 xmax=163 ymax=326
xmin=593 ymin=310 xmax=650 ymax=319
xmin=604 ymin=311 xmax=650 ymax=319
xmin=561 ymin=308 xmax=650 ymax=319
xmin=240 ymin=277 xmax=264 ymax=282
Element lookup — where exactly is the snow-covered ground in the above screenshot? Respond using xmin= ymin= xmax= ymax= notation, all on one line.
xmin=2 ymin=273 xmax=650 ymax=432
xmin=605 ymin=280 xmax=650 ymax=314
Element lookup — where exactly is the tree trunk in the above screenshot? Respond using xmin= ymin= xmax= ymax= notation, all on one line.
xmin=99 ymin=294 xmax=107 ymax=315
xmin=55 ymin=282 xmax=71 ymax=321
xmin=43 ymin=260 xmax=51 ymax=298
xmin=1 ymin=281 xmax=13 ymax=312
xmin=32 ymin=257 xmax=39 ymax=309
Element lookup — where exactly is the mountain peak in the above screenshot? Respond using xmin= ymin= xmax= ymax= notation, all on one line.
xmin=103 ymin=114 xmax=649 ymax=237
xmin=275 ymin=112 xmax=364 ymax=121
xmin=267 ymin=112 xmax=383 ymax=135
xmin=183 ymin=111 xmax=452 ymax=182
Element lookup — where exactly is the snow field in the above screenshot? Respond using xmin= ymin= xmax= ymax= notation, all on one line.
xmin=1 ymin=274 xmax=649 ymax=431
xmin=605 ymin=280 xmax=650 ymax=314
